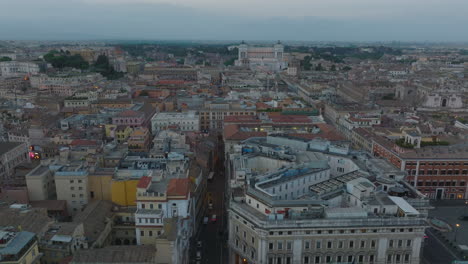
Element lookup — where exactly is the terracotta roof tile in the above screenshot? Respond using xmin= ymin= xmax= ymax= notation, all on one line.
xmin=137 ymin=176 xmax=152 ymax=189
xmin=167 ymin=178 xmax=190 ymax=197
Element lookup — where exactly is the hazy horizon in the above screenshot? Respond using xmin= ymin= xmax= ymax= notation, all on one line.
xmin=1 ymin=0 xmax=468 ymax=42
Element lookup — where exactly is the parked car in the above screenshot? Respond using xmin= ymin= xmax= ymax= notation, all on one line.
xmin=197 ymin=241 xmax=202 ymax=248
xmin=211 ymin=214 xmax=217 ymax=223
xmin=208 ymin=200 xmax=213 ymax=210
xmin=203 ymin=217 xmax=209 ymax=224
xmin=196 ymin=251 xmax=202 ymax=261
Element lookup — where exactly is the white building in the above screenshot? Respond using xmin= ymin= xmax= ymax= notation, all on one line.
xmin=422 ymin=92 xmax=463 ymax=109
xmin=226 ymin=135 xmax=429 ymax=264
xmin=0 ymin=61 xmax=40 ymax=77
xmin=151 ymin=111 xmax=199 ymax=134
xmin=235 ymin=42 xmax=288 ymax=72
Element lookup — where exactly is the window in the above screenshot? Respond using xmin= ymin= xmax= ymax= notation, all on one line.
xmin=348 ymin=256 xmax=354 ymax=262
xmin=337 ymin=256 xmax=343 ymax=262
xmin=370 ymin=255 xmax=375 ymax=263
xmin=327 ymin=241 xmax=332 ymax=249
xmin=398 ymin=240 xmax=403 ymax=247
xmin=406 ymin=239 xmax=412 ymax=247
xmin=396 ymin=254 xmax=401 ymax=263
xmin=277 ymin=257 xmax=282 ymax=264
xmin=70 ymin=180 xmax=74 ymax=183
xmin=387 ymin=255 xmax=392 ymax=263
xmin=236 ymin=226 xmax=239 ymax=233
xmin=338 ymin=241 xmax=344 ymax=248
xmin=389 ymin=240 xmax=394 ymax=247
xmin=252 ymin=237 xmax=255 ymax=244
xmin=304 ymin=256 xmax=309 ymax=264
xmin=286 ymin=257 xmax=291 ymax=264
xmin=404 ymin=254 xmax=410 ymax=262
xmin=315 ymin=256 xmax=320 ymax=264
xmin=278 ymin=241 xmax=283 ymax=250
xmin=90 ymin=191 xmax=94 ymax=198
xmin=140 ymin=231 xmax=144 ymax=236
xmin=349 ymin=241 xmax=354 ymax=248
xmin=243 ymin=231 xmax=246 ymax=238
xmin=305 ymin=241 xmax=310 ymax=249
xmin=269 ymin=257 xmax=274 ymax=264
xmin=149 ymin=231 xmax=153 ymax=236
xmin=70 ymin=187 xmax=74 ymax=190
xmin=360 ymin=240 xmax=365 ymax=248
xmin=269 ymin=243 xmax=274 ymax=250
xmin=316 ymin=241 xmax=321 ymax=249
xmin=326 ymin=256 xmax=332 ymax=263
xmin=287 ymin=241 xmax=292 ymax=250
xmin=371 ymin=240 xmax=376 ymax=248
xmin=358 ymin=255 xmax=364 ymax=263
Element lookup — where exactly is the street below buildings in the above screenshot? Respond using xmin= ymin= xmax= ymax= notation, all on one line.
xmin=192 ymin=136 xmax=228 ymax=264
xmin=422 ymin=228 xmax=459 ymax=264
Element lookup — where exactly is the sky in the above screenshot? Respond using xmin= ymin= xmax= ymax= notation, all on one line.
xmin=0 ymin=0 xmax=467 ymax=42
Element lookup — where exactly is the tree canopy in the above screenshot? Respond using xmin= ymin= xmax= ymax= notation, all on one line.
xmin=43 ymin=50 xmax=89 ymax=69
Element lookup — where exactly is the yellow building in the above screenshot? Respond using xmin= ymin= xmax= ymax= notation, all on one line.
xmin=116 ymin=126 xmax=133 ymax=143
xmin=105 ymin=124 xmax=117 ymax=138
xmin=0 ymin=230 xmax=41 ymax=264
xmin=111 ymin=179 xmax=139 ymax=206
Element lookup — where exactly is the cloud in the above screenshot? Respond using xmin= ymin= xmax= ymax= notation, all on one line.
xmin=0 ymin=0 xmax=467 ymax=41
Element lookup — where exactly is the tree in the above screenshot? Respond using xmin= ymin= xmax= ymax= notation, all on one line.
xmin=43 ymin=50 xmax=89 ymax=70
xmin=93 ymin=54 xmax=124 ymax=80
xmin=342 ymin=66 xmax=352 ymax=71
xmin=302 ymin=55 xmax=312 ymax=71
xmin=315 ymin=63 xmax=324 ymax=71
xmin=330 ymin=65 xmax=336 ymax=71
xmin=0 ymin=56 xmax=12 ymax=62
xmin=224 ymin=57 xmax=236 ymax=66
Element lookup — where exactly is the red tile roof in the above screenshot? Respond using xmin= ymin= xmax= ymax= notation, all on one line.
xmin=137 ymin=176 xmax=152 ymax=189
xmin=268 ymin=115 xmax=312 ymax=123
xmin=223 ymin=124 xmax=267 ymax=140
xmin=224 ymin=115 xmax=259 ymax=123
xmin=167 ymin=178 xmax=190 ymax=197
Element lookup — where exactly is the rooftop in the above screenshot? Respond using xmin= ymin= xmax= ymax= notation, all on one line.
xmin=70 ymin=246 xmax=155 ymax=264
xmin=0 ymin=142 xmax=24 ymax=156
xmin=0 ymin=230 xmax=35 ymax=256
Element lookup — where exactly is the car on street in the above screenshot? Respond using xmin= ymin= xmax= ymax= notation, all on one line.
xmin=203 ymin=217 xmax=209 ymax=224
xmin=208 ymin=200 xmax=213 ymax=210
xmin=211 ymin=214 xmax=217 ymax=223
xmin=197 ymin=241 xmax=202 ymax=248
xmin=196 ymin=251 xmax=202 ymax=261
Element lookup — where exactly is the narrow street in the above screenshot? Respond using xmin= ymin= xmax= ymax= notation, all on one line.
xmin=193 ymin=135 xmax=228 ymax=263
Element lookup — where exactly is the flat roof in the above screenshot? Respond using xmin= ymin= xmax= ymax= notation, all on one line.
xmin=0 ymin=142 xmax=24 ymax=156
xmin=0 ymin=231 xmax=35 ymax=255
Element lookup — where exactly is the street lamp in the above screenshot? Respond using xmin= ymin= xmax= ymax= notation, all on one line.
xmin=454 ymin=223 xmax=461 ymax=242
